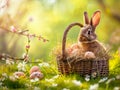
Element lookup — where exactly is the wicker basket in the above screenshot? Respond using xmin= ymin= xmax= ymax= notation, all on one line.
xmin=56 ymin=23 xmax=109 ymax=77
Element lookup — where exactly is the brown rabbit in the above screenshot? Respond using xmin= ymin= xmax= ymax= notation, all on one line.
xmin=63 ymin=10 xmax=108 ymax=60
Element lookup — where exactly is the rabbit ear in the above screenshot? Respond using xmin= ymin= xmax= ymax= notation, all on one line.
xmin=84 ymin=11 xmax=89 ymax=24
xmin=90 ymin=11 xmax=101 ymax=28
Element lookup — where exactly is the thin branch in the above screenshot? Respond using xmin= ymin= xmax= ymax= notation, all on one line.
xmin=0 ymin=26 xmax=48 ymax=61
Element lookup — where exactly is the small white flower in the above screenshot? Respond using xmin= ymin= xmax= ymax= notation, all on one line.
xmin=85 ymin=75 xmax=90 ymax=81
xmin=0 ymin=77 xmax=5 ymax=81
xmin=1 ymin=58 xmax=5 ymax=60
xmin=9 ymin=76 xmax=16 ymax=81
xmin=106 ymin=78 xmax=115 ymax=84
xmin=30 ymin=78 xmax=39 ymax=82
xmin=62 ymin=88 xmax=70 ymax=90
xmin=72 ymin=80 xmax=82 ymax=86
xmin=14 ymin=75 xmax=19 ymax=79
xmin=52 ymin=83 xmax=58 ymax=87
xmin=91 ymin=72 xmax=97 ymax=78
xmin=0 ymin=0 xmax=7 ymax=8
xmin=89 ymin=84 xmax=99 ymax=90
xmin=39 ymin=62 xmax=50 ymax=67
xmin=6 ymin=59 xmax=14 ymax=65
xmin=17 ymin=62 xmax=26 ymax=71
xmin=99 ymin=77 xmax=108 ymax=83
xmin=2 ymin=73 xmax=8 ymax=78
xmin=114 ymin=87 xmax=120 ymax=90
xmin=2 ymin=73 xmax=8 ymax=80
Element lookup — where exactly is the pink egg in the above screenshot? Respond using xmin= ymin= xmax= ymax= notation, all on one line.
xmin=30 ymin=66 xmax=41 ymax=74
xmin=71 ymin=43 xmax=79 ymax=50
xmin=84 ymin=51 xmax=96 ymax=59
xmin=66 ymin=48 xmax=73 ymax=55
xmin=30 ymin=71 xmax=44 ymax=79
xmin=71 ymin=49 xmax=79 ymax=54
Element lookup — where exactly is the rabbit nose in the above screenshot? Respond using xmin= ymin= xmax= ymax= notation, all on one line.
xmin=88 ymin=31 xmax=91 ymax=35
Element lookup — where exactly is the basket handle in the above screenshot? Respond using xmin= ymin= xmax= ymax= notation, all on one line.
xmin=62 ymin=22 xmax=83 ymax=59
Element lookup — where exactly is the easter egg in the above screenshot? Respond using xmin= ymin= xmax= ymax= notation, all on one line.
xmin=30 ymin=66 xmax=41 ymax=74
xmin=30 ymin=71 xmax=44 ymax=79
xmin=84 ymin=51 xmax=96 ymax=59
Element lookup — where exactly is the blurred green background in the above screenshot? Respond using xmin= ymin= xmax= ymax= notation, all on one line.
xmin=0 ymin=0 xmax=120 ymax=61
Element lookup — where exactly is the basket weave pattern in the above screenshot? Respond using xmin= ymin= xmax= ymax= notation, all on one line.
xmin=56 ymin=23 xmax=109 ymax=77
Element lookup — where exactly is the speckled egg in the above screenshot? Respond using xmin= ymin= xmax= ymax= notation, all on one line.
xmin=84 ymin=51 xmax=96 ymax=59
xmin=30 ymin=71 xmax=44 ymax=79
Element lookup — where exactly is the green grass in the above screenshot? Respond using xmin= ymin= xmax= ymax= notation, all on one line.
xmin=0 ymin=52 xmax=120 ymax=90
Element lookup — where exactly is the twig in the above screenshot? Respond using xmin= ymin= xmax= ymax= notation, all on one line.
xmin=0 ymin=26 xmax=48 ymax=61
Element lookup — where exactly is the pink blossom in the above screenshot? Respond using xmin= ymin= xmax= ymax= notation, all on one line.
xmin=10 ymin=26 xmax=17 ymax=32
xmin=26 ymin=45 xmax=30 ymax=49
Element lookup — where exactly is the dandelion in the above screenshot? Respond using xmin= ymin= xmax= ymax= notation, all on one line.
xmin=89 ymin=84 xmax=99 ymax=90
xmin=85 ymin=75 xmax=90 ymax=81
xmin=17 ymin=62 xmax=26 ymax=71
xmin=30 ymin=77 xmax=39 ymax=82
xmin=99 ymin=77 xmax=108 ymax=83
xmin=72 ymin=80 xmax=82 ymax=86
xmin=39 ymin=62 xmax=50 ymax=67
